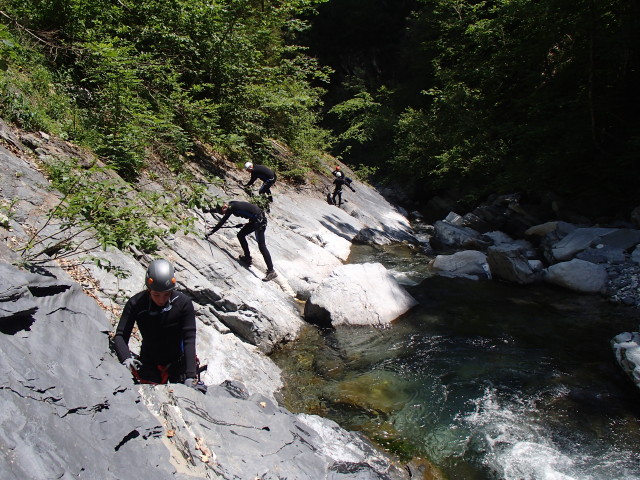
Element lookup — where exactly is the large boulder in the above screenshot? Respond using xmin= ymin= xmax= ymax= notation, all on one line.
xmin=599 ymin=229 xmax=640 ymax=250
xmin=470 ymin=193 xmax=542 ymax=238
xmin=545 ymin=227 xmax=616 ymax=262
xmin=543 ymin=259 xmax=608 ymax=293
xmin=431 ymin=220 xmax=489 ymax=250
xmin=431 ymin=250 xmax=489 ymax=279
xmin=611 ymin=331 xmax=640 ymax=390
xmin=304 ymin=263 xmax=417 ymax=327
xmin=487 ymin=245 xmax=542 ymax=285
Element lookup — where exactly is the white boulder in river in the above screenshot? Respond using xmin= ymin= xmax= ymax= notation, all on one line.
xmin=304 ymin=262 xmax=418 ymax=327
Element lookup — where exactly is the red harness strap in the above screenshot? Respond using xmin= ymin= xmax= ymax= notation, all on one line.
xmin=131 ymin=364 xmax=171 ymax=385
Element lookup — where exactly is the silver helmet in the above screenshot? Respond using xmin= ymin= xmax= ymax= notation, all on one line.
xmin=145 ymin=259 xmax=176 ymax=292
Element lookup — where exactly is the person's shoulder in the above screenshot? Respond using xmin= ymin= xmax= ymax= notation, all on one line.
xmin=129 ymin=290 xmax=148 ymax=303
xmin=124 ymin=290 xmax=149 ymax=311
xmin=230 ymin=200 xmax=249 ymax=209
xmin=172 ymin=291 xmax=195 ymax=312
xmin=173 ymin=291 xmax=194 ymax=304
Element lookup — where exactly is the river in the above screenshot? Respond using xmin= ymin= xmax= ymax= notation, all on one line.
xmin=271 ymin=242 xmax=640 ymax=480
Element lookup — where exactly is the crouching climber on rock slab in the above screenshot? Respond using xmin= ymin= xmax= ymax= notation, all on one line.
xmin=113 ymin=259 xmax=207 ymax=394
xmin=205 ymin=200 xmax=278 ymax=282
xmin=244 ymin=162 xmax=276 ymax=202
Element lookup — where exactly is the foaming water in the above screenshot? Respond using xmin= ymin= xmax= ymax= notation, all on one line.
xmin=457 ymin=387 xmax=640 ymax=480
xmin=271 ymin=246 xmax=640 ymax=479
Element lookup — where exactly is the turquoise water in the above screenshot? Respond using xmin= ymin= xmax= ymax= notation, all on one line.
xmin=271 ymin=245 xmax=640 ymax=479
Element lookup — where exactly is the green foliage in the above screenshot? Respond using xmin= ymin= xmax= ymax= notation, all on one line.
xmin=44 ymin=161 xmax=162 ymax=252
xmin=173 ymin=172 xmax=223 ymax=210
xmin=18 ymin=159 xmax=206 ymax=262
xmin=2 ymin=0 xmax=332 ymax=181
xmin=327 ymin=85 xmax=397 ymax=177
xmin=0 ymin=197 xmax=18 ymax=228
xmin=90 ymin=257 xmax=130 ymax=280
xmin=330 ymin=91 xmax=381 ymax=147
xmin=246 ymin=193 xmax=272 ymax=213
xmin=312 ymin=0 xmax=640 ymax=213
xmin=0 ymin=25 xmax=87 ymax=137
xmin=351 ymin=163 xmax=379 ymax=183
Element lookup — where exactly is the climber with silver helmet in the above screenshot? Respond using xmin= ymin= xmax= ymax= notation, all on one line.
xmin=243 ymin=162 xmax=276 ymax=202
xmin=113 ymin=259 xmax=206 ymax=393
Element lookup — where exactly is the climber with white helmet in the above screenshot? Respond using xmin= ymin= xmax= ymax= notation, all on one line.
xmin=244 ymin=162 xmax=276 ymax=202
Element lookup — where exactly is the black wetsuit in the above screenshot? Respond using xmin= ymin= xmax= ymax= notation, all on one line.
xmin=210 ymin=201 xmax=274 ymax=271
xmin=113 ymin=290 xmax=197 ymax=383
xmin=246 ymin=165 xmax=276 ymax=200
xmin=332 ymin=177 xmax=355 ymax=207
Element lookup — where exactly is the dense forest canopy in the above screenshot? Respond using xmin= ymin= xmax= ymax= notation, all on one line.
xmin=1 ymin=0 xmax=639 ymax=217
xmin=0 ymin=0 xmax=331 ymax=180
xmin=307 ymin=0 xmax=640 ymax=216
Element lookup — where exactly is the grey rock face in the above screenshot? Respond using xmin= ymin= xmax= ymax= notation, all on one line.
xmin=546 ymin=227 xmax=616 ymax=262
xmin=0 ymin=121 xmax=419 ymax=479
xmin=0 ymin=262 xmax=175 ymax=480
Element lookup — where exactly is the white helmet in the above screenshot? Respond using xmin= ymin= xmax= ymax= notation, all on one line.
xmin=336 ymin=171 xmax=342 ymax=177
xmin=244 ymin=162 xmax=253 ymax=170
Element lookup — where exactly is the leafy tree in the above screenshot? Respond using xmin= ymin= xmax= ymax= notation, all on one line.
xmin=308 ymin=0 xmax=640 ymax=214
xmin=1 ymin=0 xmax=331 ymax=180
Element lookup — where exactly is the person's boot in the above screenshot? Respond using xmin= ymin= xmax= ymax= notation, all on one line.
xmin=262 ymin=270 xmax=277 ymax=282
xmin=238 ymin=255 xmax=252 ymax=267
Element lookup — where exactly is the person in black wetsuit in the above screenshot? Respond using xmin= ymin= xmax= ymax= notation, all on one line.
xmin=332 ymin=171 xmax=356 ymax=207
xmin=206 ymin=200 xmax=277 ymax=282
xmin=244 ymin=162 xmax=276 ymax=201
xmin=113 ymin=259 xmax=206 ymax=393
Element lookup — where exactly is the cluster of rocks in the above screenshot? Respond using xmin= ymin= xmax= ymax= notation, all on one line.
xmin=422 ymin=193 xmax=640 ymax=307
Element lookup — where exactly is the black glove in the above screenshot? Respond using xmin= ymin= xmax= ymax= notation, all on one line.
xmin=123 ymin=358 xmax=142 ymax=371
xmin=184 ymin=378 xmax=208 ymax=394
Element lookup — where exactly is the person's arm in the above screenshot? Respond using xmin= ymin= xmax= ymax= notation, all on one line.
xmin=244 ymin=171 xmax=257 ymax=187
xmin=180 ymin=298 xmax=197 ymax=378
xmin=345 ymin=177 xmax=356 ymax=191
xmin=207 ymin=211 xmax=232 ymax=236
xmin=113 ymin=298 xmax=136 ymax=363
